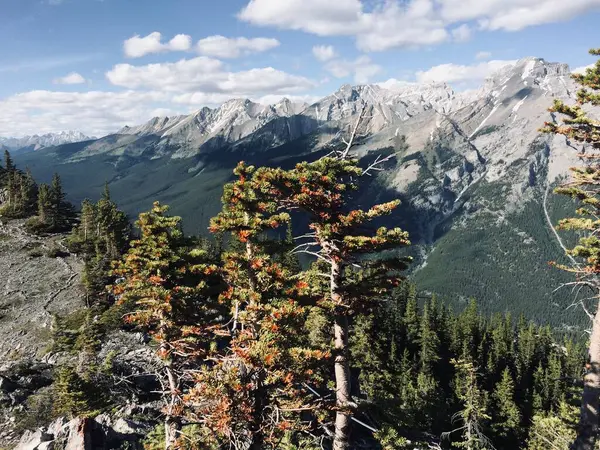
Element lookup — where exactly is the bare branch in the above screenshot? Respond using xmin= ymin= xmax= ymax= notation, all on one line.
xmin=340 ymin=104 xmax=367 ymax=159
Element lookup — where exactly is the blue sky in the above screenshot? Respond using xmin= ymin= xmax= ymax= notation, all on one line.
xmin=1 ymin=0 xmax=599 ymax=137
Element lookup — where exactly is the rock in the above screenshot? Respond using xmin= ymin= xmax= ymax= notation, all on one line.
xmin=15 ymin=428 xmax=53 ymax=450
xmin=112 ymin=417 xmax=151 ymax=436
xmin=0 ymin=375 xmax=18 ymax=393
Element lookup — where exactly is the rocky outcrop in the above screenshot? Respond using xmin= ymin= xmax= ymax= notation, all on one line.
xmin=0 ymin=220 xmax=85 ymax=363
xmin=15 ymin=414 xmax=149 ymax=450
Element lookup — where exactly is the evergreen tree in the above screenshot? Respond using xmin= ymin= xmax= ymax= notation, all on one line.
xmin=48 ymin=173 xmax=74 ymax=231
xmin=541 ymin=48 xmax=600 ymax=450
xmin=263 ymin=153 xmax=412 ymax=450
xmin=111 ymin=202 xmax=220 ymax=449
xmin=4 ymin=149 xmax=14 ymax=173
xmin=52 ymin=366 xmax=95 ymax=419
xmin=448 ymin=358 xmax=491 ymax=450
xmin=491 ymin=368 xmax=521 ymax=442
xmin=189 ymin=162 xmax=324 ymax=449
xmin=37 ymin=183 xmax=51 ymax=224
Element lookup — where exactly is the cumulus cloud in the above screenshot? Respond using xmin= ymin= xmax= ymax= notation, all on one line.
xmin=0 ymin=90 xmax=173 ymax=137
xmin=312 ymin=45 xmax=337 ymax=62
xmin=196 ymin=35 xmax=280 ymax=58
xmin=440 ymin=0 xmax=600 ymax=31
xmin=106 ymin=56 xmax=315 ymax=94
xmin=238 ymin=0 xmax=600 ymax=51
xmin=476 ymin=51 xmax=492 ymax=60
xmin=572 ymin=64 xmax=595 ymax=74
xmin=451 ymin=24 xmax=472 ymax=42
xmin=53 ymin=72 xmax=86 ymax=85
xmin=123 ymin=32 xmax=192 ymax=58
xmin=239 ymin=0 xmax=448 ymax=51
xmin=324 ymin=56 xmax=382 ymax=84
xmin=415 ymin=59 xmax=517 ymax=84
xmin=2 ymin=57 xmax=317 ymax=137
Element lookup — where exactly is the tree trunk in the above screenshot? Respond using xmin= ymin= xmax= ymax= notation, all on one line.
xmin=331 ymin=259 xmax=351 ymax=450
xmin=248 ymin=371 xmax=266 ymax=450
xmin=571 ymin=299 xmax=600 ymax=450
xmin=163 ymin=354 xmax=181 ymax=450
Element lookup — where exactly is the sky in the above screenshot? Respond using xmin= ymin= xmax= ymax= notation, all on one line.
xmin=1 ymin=0 xmax=599 ymax=137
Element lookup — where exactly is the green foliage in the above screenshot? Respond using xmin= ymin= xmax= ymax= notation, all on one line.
xmin=0 ymin=151 xmax=38 ymax=219
xmin=52 ymin=365 xmax=101 ymax=419
xmin=352 ymin=284 xmax=585 ymax=449
xmin=450 ymin=358 xmax=491 ymax=449
xmin=24 ymin=172 xmax=75 ymax=234
xmin=526 ymin=402 xmax=578 ymax=450
xmin=66 ymin=186 xmax=130 ymax=303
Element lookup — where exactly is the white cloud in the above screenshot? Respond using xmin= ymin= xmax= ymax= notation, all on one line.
xmin=325 ymin=55 xmax=382 ymax=84
xmin=254 ymin=93 xmax=320 ymax=105
xmin=0 ymin=90 xmax=172 ymax=137
xmin=106 ymin=56 xmax=315 ymax=94
xmin=451 ymin=24 xmax=472 ymax=42
xmin=123 ymin=32 xmax=192 ymax=58
xmin=238 ymin=0 xmax=362 ymax=35
xmin=572 ymin=64 xmax=594 ymax=74
xmin=196 ymin=35 xmax=280 ymax=58
xmin=475 ymin=51 xmax=492 ymax=60
xmin=377 ymin=78 xmax=416 ymax=91
xmin=415 ymin=59 xmax=517 ymax=84
xmin=312 ymin=45 xmax=337 ymax=62
xmin=238 ymin=0 xmax=600 ymax=51
xmin=239 ymin=0 xmax=448 ymax=51
xmin=53 ymin=72 xmax=86 ymax=85
xmin=439 ymin=0 xmax=600 ymax=30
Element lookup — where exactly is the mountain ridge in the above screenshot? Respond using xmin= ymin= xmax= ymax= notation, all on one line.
xmin=0 ymin=131 xmax=95 ymax=153
xmin=12 ymin=55 xmax=587 ymax=325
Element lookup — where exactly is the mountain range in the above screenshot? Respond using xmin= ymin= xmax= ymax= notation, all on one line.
xmin=11 ymin=56 xmax=586 ymax=326
xmin=0 ymin=131 xmax=94 ymax=153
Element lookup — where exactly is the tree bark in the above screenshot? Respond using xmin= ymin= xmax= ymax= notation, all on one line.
xmin=571 ymin=299 xmax=600 ymax=450
xmin=331 ymin=259 xmax=351 ymax=450
xmin=163 ymin=352 xmax=181 ymax=450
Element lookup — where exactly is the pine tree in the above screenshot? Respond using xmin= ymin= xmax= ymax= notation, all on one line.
xmin=52 ymin=366 xmax=94 ymax=419
xmin=111 ymin=202 xmax=220 ymax=449
xmin=48 ymin=173 xmax=73 ymax=231
xmin=540 ymin=48 xmax=600 ymax=450
xmin=448 ymin=358 xmax=491 ymax=450
xmin=263 ymin=151 xmax=411 ymax=449
xmin=20 ymin=168 xmax=38 ymax=216
xmin=188 ymin=162 xmax=324 ymax=449
xmin=37 ymin=183 xmax=51 ymax=224
xmin=491 ymin=368 xmax=521 ymax=442
xmin=4 ymin=150 xmax=14 ymax=173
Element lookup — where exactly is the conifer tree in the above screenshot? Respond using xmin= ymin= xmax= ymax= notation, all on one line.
xmin=4 ymin=150 xmax=14 ymax=173
xmin=37 ymin=183 xmax=51 ymax=224
xmin=111 ymin=202 xmax=220 ymax=449
xmin=491 ymin=368 xmax=521 ymax=442
xmin=52 ymin=365 xmax=94 ymax=419
xmin=541 ymin=48 xmax=600 ymax=450
xmin=188 ymin=162 xmax=324 ymax=449
xmin=263 ymin=141 xmax=411 ymax=449
xmin=448 ymin=358 xmax=491 ymax=450
xmin=48 ymin=173 xmax=74 ymax=231
xmin=20 ymin=168 xmax=38 ymax=216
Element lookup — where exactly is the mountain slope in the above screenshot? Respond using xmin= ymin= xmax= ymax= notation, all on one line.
xmin=14 ymin=57 xmax=587 ymax=325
